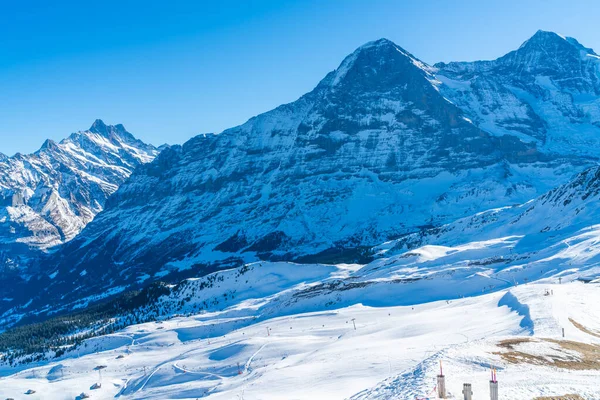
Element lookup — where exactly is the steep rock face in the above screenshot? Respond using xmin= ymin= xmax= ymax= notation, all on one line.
xmin=0 ymin=120 xmax=158 ymax=274
xmin=436 ymin=30 xmax=600 ymax=155
xmin=12 ymin=39 xmax=589 ymax=317
xmin=2 ymin=34 xmax=599 ymax=325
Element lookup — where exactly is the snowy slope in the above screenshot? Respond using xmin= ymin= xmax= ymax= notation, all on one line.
xmin=352 ymin=282 xmax=600 ymax=400
xmin=4 ymin=157 xmax=600 ymax=397
xmin=378 ymin=164 xmax=600 ymax=255
xmin=0 ymin=120 xmax=159 ymax=273
xmin=0 ymin=292 xmax=523 ymax=400
xmin=2 ymin=263 xmax=600 ymax=399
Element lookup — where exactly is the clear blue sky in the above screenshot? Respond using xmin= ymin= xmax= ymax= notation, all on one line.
xmin=1 ymin=0 xmax=599 ymax=155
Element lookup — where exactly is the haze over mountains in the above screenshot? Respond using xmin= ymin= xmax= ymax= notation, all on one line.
xmin=1 ymin=30 xmax=600 ymax=328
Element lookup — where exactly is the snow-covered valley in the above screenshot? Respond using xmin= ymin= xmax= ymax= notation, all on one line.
xmin=3 ymin=215 xmax=600 ymax=399
xmin=1 ymin=274 xmax=599 ymax=399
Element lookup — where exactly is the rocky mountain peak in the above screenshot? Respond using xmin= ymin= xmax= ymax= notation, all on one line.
xmin=520 ymin=30 xmax=570 ymax=47
xmin=437 ymin=30 xmax=599 ymax=77
xmin=86 ymin=119 xmax=133 ymax=140
xmin=38 ymin=138 xmax=59 ymax=152
xmin=87 ymin=119 xmax=132 ymax=140
xmin=89 ymin=118 xmax=109 ymax=135
xmin=500 ymin=30 xmax=599 ymax=78
xmin=434 ymin=30 xmax=600 ymax=151
xmin=325 ymin=38 xmax=432 ymax=90
xmin=520 ymin=30 xmax=596 ymax=55
xmin=310 ymin=38 xmax=475 ymax=138
xmin=0 ymin=123 xmax=160 ymax=279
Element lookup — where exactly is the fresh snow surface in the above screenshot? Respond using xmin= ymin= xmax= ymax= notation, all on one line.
xmin=5 ymin=164 xmax=600 ymax=398
xmin=2 ymin=259 xmax=600 ymax=399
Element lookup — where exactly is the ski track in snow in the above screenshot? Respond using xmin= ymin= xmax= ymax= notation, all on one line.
xmin=2 ymin=278 xmax=600 ymax=400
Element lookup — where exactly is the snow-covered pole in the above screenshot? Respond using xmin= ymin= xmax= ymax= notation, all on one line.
xmin=462 ymin=383 xmax=473 ymax=400
xmin=437 ymin=361 xmax=446 ymax=398
xmin=490 ymin=368 xmax=498 ymax=400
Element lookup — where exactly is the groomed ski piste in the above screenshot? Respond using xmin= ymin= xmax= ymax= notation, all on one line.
xmin=3 ymin=224 xmax=600 ymax=399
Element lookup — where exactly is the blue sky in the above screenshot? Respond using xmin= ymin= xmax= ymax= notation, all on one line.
xmin=1 ymin=0 xmax=599 ymax=155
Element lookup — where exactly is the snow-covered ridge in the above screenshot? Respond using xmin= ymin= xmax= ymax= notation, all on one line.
xmin=435 ymin=30 xmax=600 ymax=156
xmin=0 ymin=120 xmax=159 ymax=271
xmin=4 ymin=32 xmax=600 ymax=324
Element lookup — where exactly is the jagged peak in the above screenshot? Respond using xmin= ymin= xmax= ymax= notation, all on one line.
xmin=518 ymin=30 xmax=597 ymax=56
xmin=520 ymin=30 xmax=567 ymax=47
xmin=38 ymin=139 xmax=58 ymax=152
xmin=114 ymin=123 xmax=127 ymax=132
xmin=89 ymin=119 xmax=108 ymax=135
xmin=327 ymin=38 xmax=432 ymax=87
xmin=53 ymin=121 xmax=158 ymax=162
xmin=437 ymin=30 xmax=598 ymax=74
xmin=84 ymin=119 xmax=134 ymax=142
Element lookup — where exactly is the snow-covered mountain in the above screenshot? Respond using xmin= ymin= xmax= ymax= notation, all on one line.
xmin=3 ymin=33 xmax=600 ymax=323
xmin=436 ymin=30 xmax=600 ymax=156
xmin=5 ymin=31 xmax=600 ymax=399
xmin=0 ymin=120 xmax=159 ymax=273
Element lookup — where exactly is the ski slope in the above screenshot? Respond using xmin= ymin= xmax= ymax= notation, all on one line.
xmin=2 ymin=278 xmax=600 ymax=399
xmin=4 ymin=192 xmax=600 ymax=400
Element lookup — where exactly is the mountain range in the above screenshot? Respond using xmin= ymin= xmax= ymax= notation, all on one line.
xmin=2 ymin=30 xmax=600 ymax=328
xmin=0 ymin=120 xmax=159 ymax=276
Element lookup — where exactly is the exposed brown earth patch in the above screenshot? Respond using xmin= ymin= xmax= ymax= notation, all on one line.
xmin=569 ymin=317 xmax=600 ymax=339
xmin=533 ymin=395 xmax=585 ymax=400
xmin=494 ymin=337 xmax=600 ymax=370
